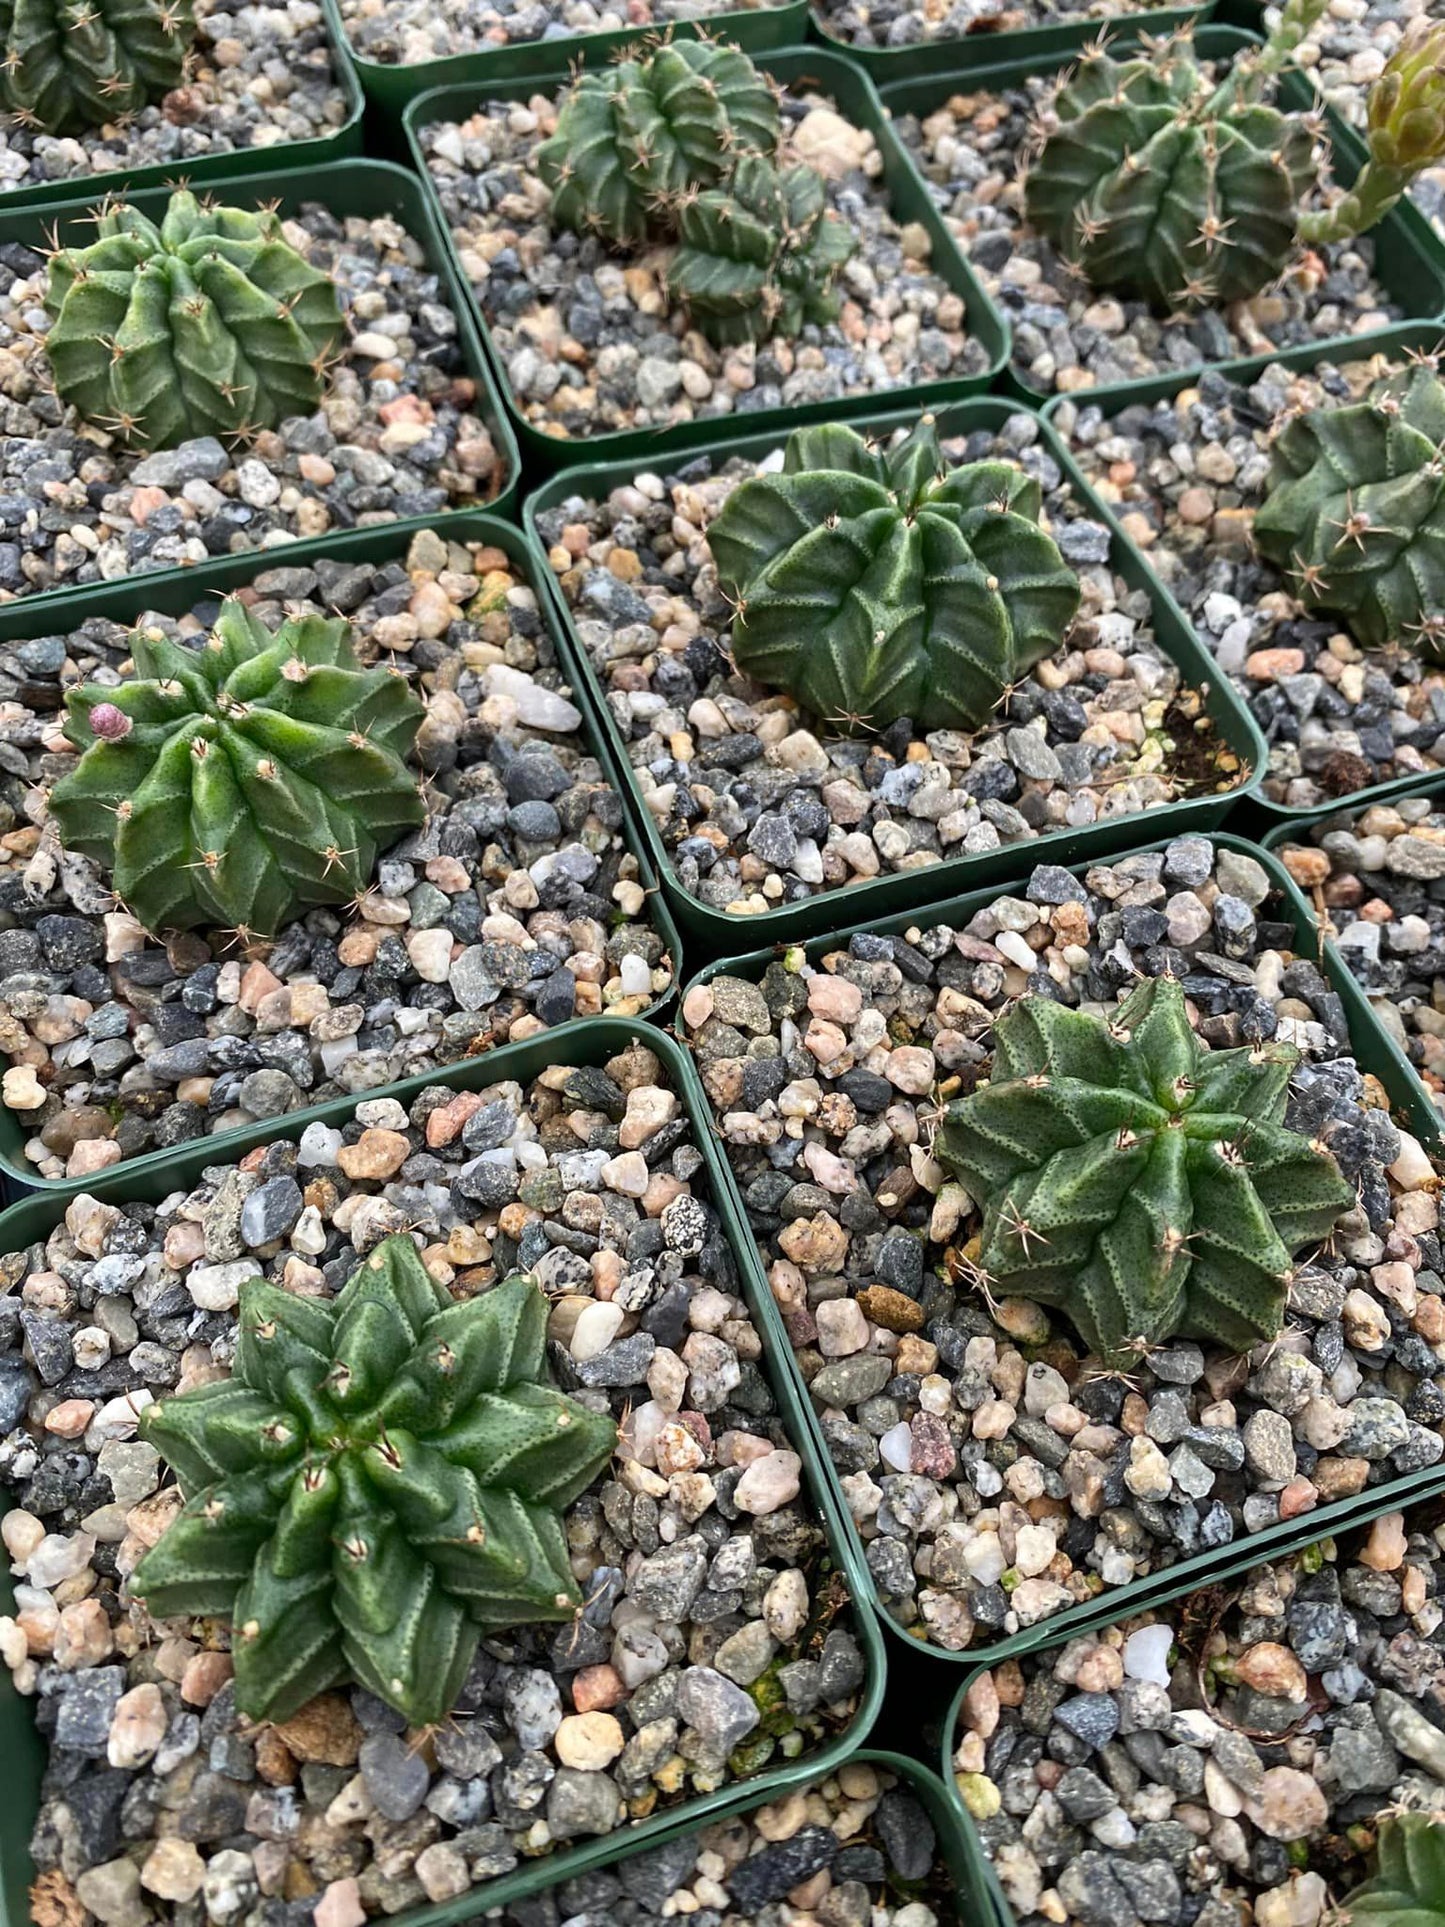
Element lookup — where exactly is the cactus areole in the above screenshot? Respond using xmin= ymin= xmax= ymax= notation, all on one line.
xmin=935 ymin=976 xmax=1354 ymax=1368
xmin=47 ymin=597 xmax=426 ymax=940
xmin=130 ymin=1237 xmax=617 ymax=1726
xmin=0 ymin=0 xmax=194 ymax=137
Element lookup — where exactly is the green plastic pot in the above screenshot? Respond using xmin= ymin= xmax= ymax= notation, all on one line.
xmin=0 ymin=14 xmax=366 ymax=216
xmin=877 ymin=28 xmax=1445 ymax=406
xmin=0 ymin=158 xmax=521 ymax=603
xmin=670 ymin=827 xmax=1445 ymax=1676
xmin=521 ymin=392 xmax=1267 ymax=950
xmin=0 ymin=512 xmax=684 ymax=1196
xmin=1037 ymin=319 xmax=1445 ymax=827
xmin=0 ymin=1015 xmax=886 ymax=1927
xmin=402 ymin=48 xmax=1010 ymax=474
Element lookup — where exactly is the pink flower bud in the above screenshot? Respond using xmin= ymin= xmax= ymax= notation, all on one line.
xmin=89 ymin=703 xmax=132 ymax=741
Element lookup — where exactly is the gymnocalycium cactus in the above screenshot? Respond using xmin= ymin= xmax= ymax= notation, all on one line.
xmin=0 ymin=0 xmax=193 ymax=137
xmin=130 ymin=1237 xmax=616 ymax=1726
xmin=536 ymin=38 xmax=780 ymax=248
xmin=1343 ymin=1815 xmax=1445 ymax=1927
xmin=706 ymin=415 xmax=1080 ymax=731
xmin=1024 ymin=0 xmax=1445 ymax=312
xmin=47 ymin=597 xmax=425 ymax=940
xmin=935 ymin=974 xmax=1354 ymax=1367
xmin=44 ymin=187 xmax=344 ymax=450
xmin=1253 ymin=354 xmax=1445 ymax=656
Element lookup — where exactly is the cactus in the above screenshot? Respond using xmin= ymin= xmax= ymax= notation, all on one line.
xmin=1344 ymin=1816 xmax=1445 ymax=1927
xmin=0 ymin=0 xmax=193 ymax=136
xmin=1253 ymin=355 xmax=1445 ymax=657
xmin=130 ymin=1236 xmax=617 ymax=1726
xmin=537 ymin=39 xmax=780 ymax=249
xmin=705 ymin=415 xmax=1081 ymax=731
xmin=47 ymin=597 xmax=426 ymax=939
xmin=1024 ymin=0 xmax=1445 ymax=312
xmin=934 ymin=974 xmax=1354 ymax=1367
xmin=43 ymin=187 xmax=343 ymax=451
xmin=665 ymin=153 xmax=856 ymax=347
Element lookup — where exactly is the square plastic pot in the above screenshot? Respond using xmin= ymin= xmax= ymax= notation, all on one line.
xmin=520 ymin=392 xmax=1267 ymax=950
xmin=0 ymin=1015 xmax=886 ymax=1927
xmin=877 ymin=28 xmax=1445 ymax=407
xmin=0 ymin=511 xmax=684 ymax=1196
xmin=668 ymin=827 xmax=1445 ymax=1677
xmin=402 ymin=47 xmax=1010 ymax=475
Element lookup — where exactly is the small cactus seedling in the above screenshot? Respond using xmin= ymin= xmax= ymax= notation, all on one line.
xmin=131 ymin=1237 xmax=617 ymax=1725
xmin=47 ymin=597 xmax=425 ymax=938
xmin=1343 ymin=1815 xmax=1445 ymax=1927
xmin=1253 ymin=354 xmax=1445 ymax=656
xmin=935 ymin=974 xmax=1353 ymax=1366
xmin=0 ymin=0 xmax=193 ymax=136
xmin=706 ymin=415 xmax=1080 ymax=731
xmin=44 ymin=187 xmax=343 ymax=450
xmin=536 ymin=38 xmax=780 ymax=248
xmin=1025 ymin=0 xmax=1445 ymax=312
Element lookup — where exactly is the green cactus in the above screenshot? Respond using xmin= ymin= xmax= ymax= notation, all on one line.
xmin=536 ymin=39 xmax=779 ymax=249
xmin=0 ymin=0 xmax=193 ymax=137
xmin=934 ymin=974 xmax=1354 ymax=1367
xmin=1301 ymin=18 xmax=1445 ymax=249
xmin=47 ymin=597 xmax=425 ymax=939
xmin=1252 ymin=355 xmax=1445 ymax=657
xmin=665 ymin=152 xmax=856 ymax=347
xmin=130 ymin=1236 xmax=617 ymax=1726
xmin=1344 ymin=1815 xmax=1445 ymax=1927
xmin=43 ymin=187 xmax=343 ymax=451
xmin=705 ymin=415 xmax=1080 ymax=732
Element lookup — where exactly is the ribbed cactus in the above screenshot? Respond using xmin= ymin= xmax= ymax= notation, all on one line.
xmin=536 ymin=39 xmax=780 ymax=248
xmin=666 ymin=153 xmax=856 ymax=347
xmin=1253 ymin=355 xmax=1445 ymax=657
xmin=44 ymin=188 xmax=343 ymax=451
xmin=47 ymin=597 xmax=425 ymax=939
xmin=0 ymin=0 xmax=193 ymax=136
xmin=131 ymin=1237 xmax=617 ymax=1726
xmin=706 ymin=415 xmax=1081 ymax=731
xmin=935 ymin=975 xmax=1354 ymax=1366
xmin=1344 ymin=1815 xmax=1445 ymax=1927
xmin=1025 ymin=0 xmax=1445 ymax=313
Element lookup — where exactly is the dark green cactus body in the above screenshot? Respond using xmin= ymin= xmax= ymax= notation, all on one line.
xmin=44 ymin=188 xmax=343 ymax=451
xmin=0 ymin=0 xmax=193 ymax=136
xmin=48 ymin=597 xmax=425 ymax=938
xmin=1253 ymin=357 xmax=1445 ymax=656
xmin=706 ymin=416 xmax=1080 ymax=732
xmin=131 ymin=1236 xmax=617 ymax=1726
xmin=1345 ymin=1815 xmax=1445 ymax=1927
xmin=935 ymin=975 xmax=1353 ymax=1366
xmin=536 ymin=40 xmax=779 ymax=248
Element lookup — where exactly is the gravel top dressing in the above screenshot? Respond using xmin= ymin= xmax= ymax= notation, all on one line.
xmin=339 ymin=0 xmax=792 ymax=65
xmin=0 ymin=530 xmax=674 ymax=1181
xmin=683 ymin=834 xmax=1444 ymax=1653
xmin=535 ymin=413 xmax=1240 ymax=919
xmin=0 ymin=0 xmax=352 ymax=200
xmin=418 ymin=85 xmax=991 ymax=441
xmin=0 ymin=1037 xmax=870 ymax=1923
xmin=894 ymin=73 xmax=1401 ymax=397
xmin=0 ymin=206 xmax=505 ymax=605
xmin=953 ymin=1505 xmax=1445 ymax=1927
xmin=1057 ymin=351 xmax=1445 ymax=813
xmin=811 ymin=0 xmax=1173 ymax=56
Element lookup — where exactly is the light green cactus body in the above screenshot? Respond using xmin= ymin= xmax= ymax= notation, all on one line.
xmin=1253 ymin=357 xmax=1445 ymax=657
xmin=130 ymin=1236 xmax=617 ymax=1726
xmin=536 ymin=40 xmax=779 ymax=248
xmin=43 ymin=188 xmax=343 ymax=451
xmin=1301 ymin=18 xmax=1445 ymax=246
xmin=665 ymin=152 xmax=855 ymax=347
xmin=47 ymin=597 xmax=425 ymax=939
xmin=935 ymin=975 xmax=1353 ymax=1366
xmin=1345 ymin=1815 xmax=1445 ymax=1927
xmin=705 ymin=415 xmax=1080 ymax=732
xmin=0 ymin=0 xmax=193 ymax=136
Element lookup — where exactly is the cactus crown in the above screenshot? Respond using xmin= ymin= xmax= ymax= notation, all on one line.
xmin=43 ymin=188 xmax=344 ymax=451
xmin=706 ymin=415 xmax=1081 ymax=732
xmin=0 ymin=0 xmax=193 ymax=137
xmin=47 ymin=597 xmax=426 ymax=940
xmin=1024 ymin=0 xmax=1445 ymax=312
xmin=130 ymin=1236 xmax=617 ymax=1727
xmin=1343 ymin=1814 xmax=1445 ymax=1927
xmin=1253 ymin=353 xmax=1445 ymax=658
xmin=935 ymin=975 xmax=1354 ymax=1367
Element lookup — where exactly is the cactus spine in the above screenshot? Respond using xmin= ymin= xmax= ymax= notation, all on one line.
xmin=0 ymin=0 xmax=193 ymax=136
